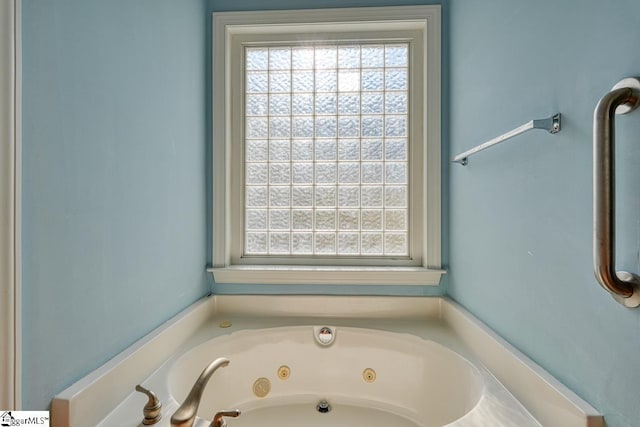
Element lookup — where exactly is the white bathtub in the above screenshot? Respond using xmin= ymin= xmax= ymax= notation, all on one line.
xmin=52 ymin=296 xmax=604 ymax=427
xmin=169 ymin=326 xmax=486 ymax=427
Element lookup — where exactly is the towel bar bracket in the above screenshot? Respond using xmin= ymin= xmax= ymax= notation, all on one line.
xmin=609 ymin=272 xmax=640 ymax=308
xmin=533 ymin=114 xmax=561 ymax=134
xmin=611 ymin=77 xmax=640 ymax=114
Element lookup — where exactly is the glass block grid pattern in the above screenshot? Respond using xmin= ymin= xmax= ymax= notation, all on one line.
xmin=244 ymin=43 xmax=409 ymax=256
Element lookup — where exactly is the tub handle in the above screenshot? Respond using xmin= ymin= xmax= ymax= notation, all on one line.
xmin=210 ymin=409 xmax=241 ymax=427
xmin=593 ymin=77 xmax=640 ymax=307
xmin=134 ymin=384 xmax=162 ymax=425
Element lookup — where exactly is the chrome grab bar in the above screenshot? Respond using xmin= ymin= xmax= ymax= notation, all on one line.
xmin=593 ymin=77 xmax=640 ymax=307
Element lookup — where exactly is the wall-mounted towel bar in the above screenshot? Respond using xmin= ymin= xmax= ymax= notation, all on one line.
xmin=452 ymin=114 xmax=561 ymax=166
xmin=593 ymin=77 xmax=640 ymax=308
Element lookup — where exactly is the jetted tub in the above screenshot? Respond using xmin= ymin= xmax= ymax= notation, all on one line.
xmin=169 ymin=326 xmax=487 ymax=427
xmin=52 ymin=296 xmax=604 ymax=427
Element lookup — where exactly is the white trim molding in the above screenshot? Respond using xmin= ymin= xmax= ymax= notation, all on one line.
xmin=0 ymin=0 xmax=22 ymax=410
xmin=208 ymin=265 xmax=446 ymax=285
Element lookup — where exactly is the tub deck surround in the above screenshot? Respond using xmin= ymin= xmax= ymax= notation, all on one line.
xmin=50 ymin=296 xmax=603 ymax=427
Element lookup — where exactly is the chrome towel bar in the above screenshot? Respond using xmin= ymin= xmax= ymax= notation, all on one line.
xmin=452 ymin=114 xmax=561 ymax=166
xmin=593 ymin=77 xmax=640 ymax=307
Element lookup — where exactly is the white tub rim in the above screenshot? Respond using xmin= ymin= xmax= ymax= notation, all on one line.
xmin=50 ymin=296 xmax=604 ymax=427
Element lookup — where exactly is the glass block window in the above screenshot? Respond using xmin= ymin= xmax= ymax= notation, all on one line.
xmin=212 ymin=7 xmax=442 ymax=285
xmin=244 ymin=44 xmax=409 ymax=257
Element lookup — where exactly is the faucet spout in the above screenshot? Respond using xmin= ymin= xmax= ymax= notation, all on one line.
xmin=170 ymin=357 xmax=230 ymax=427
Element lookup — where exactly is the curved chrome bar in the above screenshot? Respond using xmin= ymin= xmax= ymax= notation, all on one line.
xmin=593 ymin=77 xmax=640 ymax=307
xmin=170 ymin=357 xmax=230 ymax=427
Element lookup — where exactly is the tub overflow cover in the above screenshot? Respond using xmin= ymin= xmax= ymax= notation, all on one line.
xmin=316 ymin=326 xmax=335 ymax=346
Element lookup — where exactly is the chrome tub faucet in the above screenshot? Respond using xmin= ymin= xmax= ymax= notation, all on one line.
xmin=170 ymin=357 xmax=239 ymax=427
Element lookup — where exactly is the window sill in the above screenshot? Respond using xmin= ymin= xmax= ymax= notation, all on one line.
xmin=208 ymin=265 xmax=446 ymax=286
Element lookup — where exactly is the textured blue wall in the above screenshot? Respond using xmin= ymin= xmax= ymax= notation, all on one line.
xmin=23 ymin=0 xmax=640 ymax=423
xmin=208 ymin=0 xmax=450 ymax=296
xmin=448 ymin=1 xmax=640 ymax=426
xmin=21 ymin=0 xmax=209 ymax=409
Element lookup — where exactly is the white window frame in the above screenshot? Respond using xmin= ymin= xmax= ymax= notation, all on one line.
xmin=210 ymin=6 xmax=444 ymax=285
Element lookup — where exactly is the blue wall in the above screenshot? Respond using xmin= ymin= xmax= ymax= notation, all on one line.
xmin=448 ymin=1 xmax=640 ymax=426
xmin=20 ymin=0 xmax=640 ymax=424
xmin=21 ymin=0 xmax=209 ymax=409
